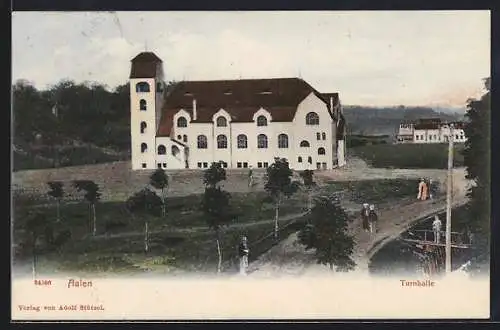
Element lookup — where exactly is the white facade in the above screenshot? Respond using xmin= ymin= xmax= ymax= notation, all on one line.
xmin=396 ymin=121 xmax=467 ymax=144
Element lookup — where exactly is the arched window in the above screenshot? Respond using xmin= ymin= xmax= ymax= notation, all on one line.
xmin=171 ymin=145 xmax=180 ymax=157
xmin=177 ymin=117 xmax=187 ymax=127
xmin=217 ymin=135 xmax=228 ymax=149
xmin=136 ymin=82 xmax=150 ymax=93
xmin=308 ymin=156 xmax=312 ymax=164
xmin=322 ymin=132 xmax=326 ymax=140
xmin=141 ymin=143 xmax=147 ymax=153
xmin=237 ymin=134 xmax=248 ymax=149
xmin=257 ymin=134 xmax=268 ymax=149
xmin=257 ymin=115 xmax=267 ymax=126
xmin=306 ymin=112 xmax=320 ymax=125
xmin=318 ymin=147 xmax=326 ymax=155
xmin=183 ymin=134 xmax=188 ymax=143
xmin=278 ymin=134 xmax=289 ymax=148
xmin=140 ymin=121 xmax=147 ymax=134
xmin=298 ymin=156 xmax=302 ymax=163
xmin=216 ymin=116 xmax=227 ymax=127
xmin=140 ymin=99 xmax=147 ymax=111
xmin=177 ymin=135 xmax=182 ymax=140
xmin=300 ymin=140 xmax=310 ymax=147
xmin=197 ymin=135 xmax=207 ymax=149
xmin=157 ymin=145 xmax=166 ymax=155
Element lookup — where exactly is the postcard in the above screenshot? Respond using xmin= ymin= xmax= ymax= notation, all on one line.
xmin=11 ymin=10 xmax=491 ymax=320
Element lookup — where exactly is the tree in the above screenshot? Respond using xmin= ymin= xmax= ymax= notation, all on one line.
xmin=298 ymin=195 xmax=356 ymax=271
xmin=201 ymin=161 xmax=232 ymax=273
xmin=462 ymin=77 xmax=490 ymax=272
xmin=47 ymin=181 xmax=64 ymax=222
xmin=126 ymin=188 xmax=162 ymax=253
xmin=264 ymin=158 xmax=300 ymax=241
xmin=24 ymin=212 xmax=52 ymax=278
xmin=150 ymin=168 xmax=169 ymax=217
xmin=73 ymin=180 xmax=101 ymax=236
xmin=300 ymin=170 xmax=317 ymax=211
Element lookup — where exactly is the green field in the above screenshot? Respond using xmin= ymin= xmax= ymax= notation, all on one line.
xmin=351 ymin=143 xmax=465 ymax=169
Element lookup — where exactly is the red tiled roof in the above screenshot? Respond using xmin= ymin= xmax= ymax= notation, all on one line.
xmin=130 ymin=52 xmax=162 ymax=79
xmin=157 ymin=78 xmax=339 ymax=137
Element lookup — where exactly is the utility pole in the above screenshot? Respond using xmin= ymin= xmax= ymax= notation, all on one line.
xmin=445 ymin=123 xmax=454 ymax=273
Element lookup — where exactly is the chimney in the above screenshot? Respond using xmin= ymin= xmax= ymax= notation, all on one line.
xmin=329 ymin=97 xmax=335 ymax=119
xmin=192 ymin=98 xmax=197 ymax=121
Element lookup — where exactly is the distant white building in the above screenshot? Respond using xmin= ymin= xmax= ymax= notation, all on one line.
xmin=129 ymin=52 xmax=347 ymax=171
xmin=396 ymin=118 xmax=466 ymax=144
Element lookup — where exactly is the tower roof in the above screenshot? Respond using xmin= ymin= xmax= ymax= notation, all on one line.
xmin=130 ymin=52 xmax=163 ymax=78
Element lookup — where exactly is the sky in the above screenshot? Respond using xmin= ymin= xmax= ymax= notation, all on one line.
xmin=12 ymin=11 xmax=490 ymax=107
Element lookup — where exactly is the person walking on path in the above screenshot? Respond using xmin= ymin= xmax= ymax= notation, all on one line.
xmin=368 ymin=204 xmax=378 ymax=234
xmin=361 ymin=203 xmax=370 ymax=232
xmin=432 ymin=215 xmax=442 ymax=243
xmin=417 ymin=178 xmax=428 ymax=201
xmin=238 ymin=236 xmax=250 ymax=275
xmin=248 ymin=167 xmax=254 ymax=188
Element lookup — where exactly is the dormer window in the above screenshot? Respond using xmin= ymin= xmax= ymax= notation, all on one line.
xmin=224 ymin=90 xmax=232 ymax=95
xmin=260 ymin=90 xmax=272 ymax=95
xmin=184 ymin=92 xmax=193 ymax=96
xmin=216 ymin=116 xmax=227 ymax=127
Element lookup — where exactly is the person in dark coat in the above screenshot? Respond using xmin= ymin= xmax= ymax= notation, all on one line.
xmin=238 ymin=236 xmax=250 ymax=275
xmin=368 ymin=204 xmax=378 ymax=234
xmin=361 ymin=203 xmax=370 ymax=232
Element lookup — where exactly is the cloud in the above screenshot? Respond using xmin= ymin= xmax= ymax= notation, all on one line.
xmin=12 ymin=11 xmax=490 ymax=106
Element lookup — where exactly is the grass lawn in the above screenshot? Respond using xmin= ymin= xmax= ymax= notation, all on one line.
xmin=320 ymin=179 xmax=420 ymax=206
xmin=351 ymin=143 xmax=465 ymax=169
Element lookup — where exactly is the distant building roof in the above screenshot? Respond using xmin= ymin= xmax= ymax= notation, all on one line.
xmin=156 ymin=78 xmax=340 ymax=137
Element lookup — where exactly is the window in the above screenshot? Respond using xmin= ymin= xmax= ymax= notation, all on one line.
xmin=322 ymin=162 xmax=327 ymax=170
xmin=216 ymin=116 xmax=227 ymax=127
xmin=177 ymin=135 xmax=182 ymax=140
xmin=278 ymin=134 xmax=289 ymax=149
xmin=257 ymin=134 xmax=268 ymax=149
xmin=306 ymin=112 xmax=320 ymax=125
xmin=183 ymin=134 xmax=188 ymax=143
xmin=416 ymin=135 xmax=419 ymax=140
xmin=421 ymin=135 xmax=424 ymax=140
xmin=237 ymin=134 xmax=248 ymax=149
xmin=263 ymin=162 xmax=269 ymax=168
xmin=222 ymin=162 xmax=228 ymax=168
xmin=177 ymin=117 xmax=187 ymax=127
xmin=140 ymin=121 xmax=147 ymax=134
xmin=298 ymin=156 xmax=302 ymax=163
xmin=318 ymin=147 xmax=326 ymax=155
xmin=163 ymin=163 xmax=167 ymax=168
xmin=157 ymin=145 xmax=166 ymax=155
xmin=316 ymin=162 xmax=321 ymax=170
xmin=300 ymin=140 xmax=310 ymax=147
xmin=243 ymin=162 xmax=248 ymax=168
xmin=237 ymin=162 xmax=242 ymax=168
xmin=322 ymin=132 xmax=326 ymax=140
xmin=156 ymin=82 xmax=163 ymax=92
xmin=257 ymin=116 xmax=268 ymax=126
xmin=308 ymin=156 xmax=312 ymax=164
xmin=171 ymin=145 xmax=180 ymax=156
xmin=258 ymin=162 xmax=262 ymax=168
xmin=429 ymin=135 xmax=432 ymax=141
xmin=142 ymin=163 xmax=147 ymax=168
xmin=136 ymin=82 xmax=150 ymax=93
xmin=197 ymin=135 xmax=207 ymax=149
xmin=203 ymin=162 xmax=208 ymax=168
xmin=140 ymin=99 xmax=147 ymax=111
xmin=217 ymin=135 xmax=228 ymax=149
xmin=316 ymin=132 xmax=321 ymax=140
xmin=141 ymin=143 xmax=147 ymax=153
xmin=455 ymin=135 xmax=459 ymax=140
xmin=197 ymin=162 xmax=202 ymax=168
xmin=157 ymin=163 xmax=162 ymax=169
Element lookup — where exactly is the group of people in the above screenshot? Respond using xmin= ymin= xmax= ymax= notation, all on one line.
xmin=417 ymin=178 xmax=438 ymax=201
xmin=361 ymin=203 xmax=378 ymax=234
